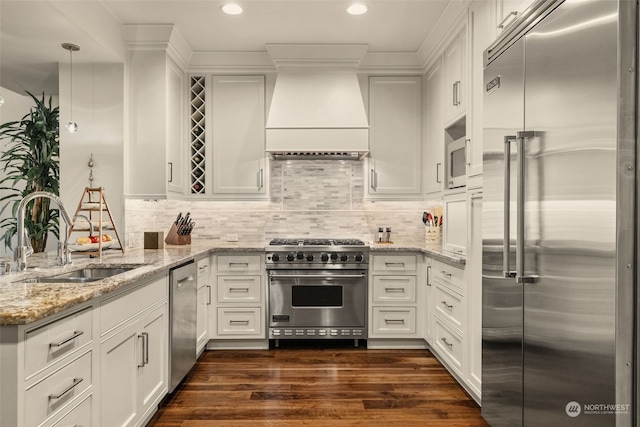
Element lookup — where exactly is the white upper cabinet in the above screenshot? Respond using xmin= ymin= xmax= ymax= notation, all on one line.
xmin=166 ymin=59 xmax=185 ymax=194
xmin=211 ymin=75 xmax=267 ymax=197
xmin=443 ymin=29 xmax=467 ymax=125
xmin=128 ymin=49 xmax=186 ymax=198
xmin=367 ymin=76 xmax=423 ymax=199
xmin=425 ymin=60 xmax=445 ymax=195
xmin=467 ymin=0 xmax=496 ymax=179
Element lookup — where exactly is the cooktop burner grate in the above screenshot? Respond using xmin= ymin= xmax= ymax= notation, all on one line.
xmin=269 ymin=238 xmax=365 ymax=246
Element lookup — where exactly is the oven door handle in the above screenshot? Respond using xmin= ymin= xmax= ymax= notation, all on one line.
xmin=269 ymin=273 xmax=366 ymax=280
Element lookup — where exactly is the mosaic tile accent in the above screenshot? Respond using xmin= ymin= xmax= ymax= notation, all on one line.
xmin=124 ymin=160 xmax=441 ymax=247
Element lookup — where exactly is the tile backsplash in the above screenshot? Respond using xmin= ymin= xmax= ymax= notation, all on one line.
xmin=125 ymin=160 xmax=439 ymax=247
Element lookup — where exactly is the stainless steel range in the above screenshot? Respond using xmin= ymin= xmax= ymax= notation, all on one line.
xmin=266 ymin=238 xmax=369 ymax=345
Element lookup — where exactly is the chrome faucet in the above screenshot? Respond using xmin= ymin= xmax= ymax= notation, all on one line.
xmin=16 ymin=191 xmax=73 ymax=271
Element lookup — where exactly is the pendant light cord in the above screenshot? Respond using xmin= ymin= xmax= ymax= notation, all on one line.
xmin=69 ymin=48 xmax=73 ymax=122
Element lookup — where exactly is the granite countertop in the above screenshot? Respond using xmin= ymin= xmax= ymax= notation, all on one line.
xmin=0 ymin=241 xmax=265 ymax=326
xmin=368 ymin=242 xmax=466 ymax=265
xmin=0 ymin=240 xmax=462 ymax=326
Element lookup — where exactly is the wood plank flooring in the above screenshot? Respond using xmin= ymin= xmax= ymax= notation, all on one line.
xmin=147 ymin=346 xmax=489 ymax=427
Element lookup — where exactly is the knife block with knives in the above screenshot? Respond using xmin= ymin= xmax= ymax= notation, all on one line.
xmin=165 ymin=212 xmax=194 ymax=245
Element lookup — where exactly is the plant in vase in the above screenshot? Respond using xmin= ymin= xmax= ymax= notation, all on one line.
xmin=0 ymin=92 xmax=60 ymax=253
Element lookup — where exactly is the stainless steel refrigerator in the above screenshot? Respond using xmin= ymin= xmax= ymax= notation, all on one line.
xmin=482 ymin=1 xmax=636 ymax=426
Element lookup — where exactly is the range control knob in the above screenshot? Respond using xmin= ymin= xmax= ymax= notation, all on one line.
xmin=340 ymin=254 xmax=349 ymax=262
xmin=355 ymin=254 xmax=364 ymax=262
xmin=321 ymin=253 xmax=329 ymax=262
xmin=306 ymin=254 xmax=315 ymax=261
xmin=296 ymin=252 xmax=305 ymax=260
xmin=330 ymin=253 xmax=338 ymax=261
xmin=272 ymin=254 xmax=280 ymax=262
xmin=286 ymin=253 xmax=295 ymax=262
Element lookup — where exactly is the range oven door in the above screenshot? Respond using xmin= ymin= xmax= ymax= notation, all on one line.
xmin=268 ymin=270 xmax=367 ymax=329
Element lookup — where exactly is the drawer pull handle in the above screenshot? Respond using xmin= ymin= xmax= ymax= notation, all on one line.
xmin=230 ymin=320 xmax=250 ymax=325
xmin=198 ymin=265 xmax=209 ymax=271
xmin=440 ymin=270 xmax=452 ymax=277
xmin=441 ymin=301 xmax=453 ymax=310
xmin=229 ymin=287 xmax=250 ymax=293
xmin=49 ymin=377 xmax=83 ymax=400
xmin=143 ymin=332 xmax=149 ymax=365
xmin=441 ymin=337 xmax=454 ymax=349
xmin=49 ymin=330 xmax=84 ymax=348
xmin=385 ymin=287 xmax=405 ymax=293
xmin=385 ymin=319 xmax=405 ymax=324
xmin=229 ymin=262 xmax=249 ymax=267
xmin=385 ymin=262 xmax=405 ymax=267
xmin=138 ymin=332 xmax=149 ymax=367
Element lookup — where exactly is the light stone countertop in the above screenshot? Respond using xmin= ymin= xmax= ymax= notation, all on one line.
xmin=0 ymin=241 xmax=266 ymax=326
xmin=0 ymin=240 xmax=463 ymax=326
xmin=368 ymin=242 xmax=466 ymax=266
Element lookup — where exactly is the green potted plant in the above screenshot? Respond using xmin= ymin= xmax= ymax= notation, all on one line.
xmin=0 ymin=92 xmax=60 ymax=253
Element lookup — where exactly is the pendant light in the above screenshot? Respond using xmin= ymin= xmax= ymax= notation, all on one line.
xmin=61 ymin=43 xmax=80 ymax=133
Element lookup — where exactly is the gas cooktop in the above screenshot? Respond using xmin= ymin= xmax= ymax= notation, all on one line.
xmin=269 ymin=238 xmax=366 ymax=246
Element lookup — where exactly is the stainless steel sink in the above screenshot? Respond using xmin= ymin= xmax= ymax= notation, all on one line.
xmin=20 ymin=266 xmax=138 ymax=284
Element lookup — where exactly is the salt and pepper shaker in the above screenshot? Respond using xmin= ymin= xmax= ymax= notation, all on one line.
xmin=378 ymin=227 xmax=384 ymax=242
xmin=385 ymin=227 xmax=391 ymax=242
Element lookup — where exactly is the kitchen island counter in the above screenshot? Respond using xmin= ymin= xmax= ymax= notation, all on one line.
xmin=0 ymin=241 xmax=266 ymax=325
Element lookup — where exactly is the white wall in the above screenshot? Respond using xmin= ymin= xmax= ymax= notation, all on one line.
xmin=59 ymin=63 xmax=125 ymax=243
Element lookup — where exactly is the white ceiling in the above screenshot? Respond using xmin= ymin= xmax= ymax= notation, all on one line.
xmin=1 ymin=0 xmax=453 ymax=94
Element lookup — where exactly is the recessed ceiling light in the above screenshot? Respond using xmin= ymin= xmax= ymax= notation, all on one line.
xmin=221 ymin=3 xmax=243 ymax=15
xmin=347 ymin=3 xmax=368 ymax=15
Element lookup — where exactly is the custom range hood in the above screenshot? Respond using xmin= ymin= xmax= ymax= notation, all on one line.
xmin=266 ymin=44 xmax=369 ymax=160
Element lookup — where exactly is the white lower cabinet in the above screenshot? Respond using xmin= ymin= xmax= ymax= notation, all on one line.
xmin=196 ymin=256 xmax=212 ymax=355
xmin=433 ymin=317 xmax=464 ymax=376
xmin=217 ymin=308 xmax=262 ymax=336
xmin=0 ymin=272 xmax=171 ymax=427
xmin=426 ymin=256 xmax=482 ymax=402
xmin=210 ymin=253 xmax=266 ymax=342
xmin=0 ymin=302 xmax=96 ymax=427
xmin=49 ymin=393 xmax=92 ymax=427
xmin=100 ymin=274 xmax=169 ymax=427
xmin=369 ymin=253 xmax=424 ymax=344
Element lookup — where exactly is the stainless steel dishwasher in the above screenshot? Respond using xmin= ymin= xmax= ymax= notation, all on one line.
xmin=169 ymin=259 xmax=197 ymax=393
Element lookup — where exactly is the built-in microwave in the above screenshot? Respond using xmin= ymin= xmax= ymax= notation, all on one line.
xmin=446 ymin=136 xmax=466 ymax=189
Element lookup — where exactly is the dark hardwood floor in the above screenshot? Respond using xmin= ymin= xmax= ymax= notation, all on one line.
xmin=148 ymin=344 xmax=489 ymax=427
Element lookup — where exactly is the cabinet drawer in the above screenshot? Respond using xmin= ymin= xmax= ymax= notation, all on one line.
xmin=217 ymin=308 xmax=263 ymax=336
xmin=197 ymin=257 xmax=211 ymax=282
xmin=372 ymin=276 xmax=416 ymax=302
xmin=25 ymin=307 xmax=93 ymax=379
xmin=433 ymin=260 xmax=465 ymax=293
xmin=25 ymin=350 xmax=92 ymax=427
xmin=49 ymin=394 xmax=92 ymax=427
xmin=101 ymin=276 xmax=168 ymax=334
xmin=372 ymin=255 xmax=417 ymax=272
xmin=371 ymin=307 xmax=416 ymax=334
xmin=434 ymin=283 xmax=465 ymax=332
xmin=217 ymin=275 xmax=261 ymax=303
xmin=217 ymin=255 xmax=262 ymax=273
xmin=434 ymin=319 xmax=463 ymax=375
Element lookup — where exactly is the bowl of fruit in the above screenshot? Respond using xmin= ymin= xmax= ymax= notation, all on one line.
xmin=69 ymin=234 xmax=113 ymax=251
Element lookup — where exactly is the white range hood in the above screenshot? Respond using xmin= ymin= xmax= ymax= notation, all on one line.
xmin=265 ymin=44 xmax=370 ymax=160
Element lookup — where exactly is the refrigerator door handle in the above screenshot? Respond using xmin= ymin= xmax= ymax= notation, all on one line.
xmin=515 ymin=131 xmax=537 ymax=284
xmin=503 ymin=135 xmax=517 ymax=278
